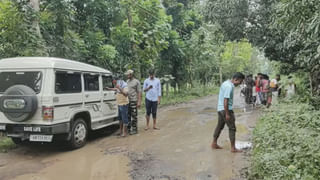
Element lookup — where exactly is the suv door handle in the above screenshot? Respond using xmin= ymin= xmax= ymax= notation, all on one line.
xmin=104 ymin=93 xmax=107 ymax=96
xmin=85 ymin=94 xmax=89 ymax=98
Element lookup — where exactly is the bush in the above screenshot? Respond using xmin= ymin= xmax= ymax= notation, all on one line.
xmin=0 ymin=137 xmax=16 ymax=152
xmin=249 ymin=102 xmax=320 ymax=180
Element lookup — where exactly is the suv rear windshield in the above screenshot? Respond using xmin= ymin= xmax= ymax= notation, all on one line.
xmin=0 ymin=71 xmax=42 ymax=93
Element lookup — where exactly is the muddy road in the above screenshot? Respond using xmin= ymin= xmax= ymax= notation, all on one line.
xmin=0 ymin=92 xmax=260 ymax=180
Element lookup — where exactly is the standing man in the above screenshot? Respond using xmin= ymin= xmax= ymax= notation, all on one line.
xmin=211 ymin=72 xmax=245 ymax=153
xmin=143 ymin=69 xmax=161 ymax=130
xmin=286 ymin=76 xmax=296 ymax=98
xmin=276 ymin=74 xmax=281 ymax=96
xmin=125 ymin=69 xmax=142 ymax=135
xmin=244 ymin=74 xmax=255 ymax=104
xmin=108 ymin=77 xmax=129 ymax=137
xmin=270 ymin=74 xmax=281 ymax=98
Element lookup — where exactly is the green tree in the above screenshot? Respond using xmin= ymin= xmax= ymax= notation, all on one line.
xmin=220 ymin=39 xmax=253 ymax=79
xmin=203 ymin=0 xmax=249 ymax=41
xmin=0 ymin=0 xmax=45 ymax=57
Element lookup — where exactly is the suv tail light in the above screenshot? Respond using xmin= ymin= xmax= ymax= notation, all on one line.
xmin=42 ymin=106 xmax=54 ymax=121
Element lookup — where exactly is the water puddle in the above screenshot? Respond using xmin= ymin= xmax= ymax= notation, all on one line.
xmin=235 ymin=141 xmax=252 ymax=150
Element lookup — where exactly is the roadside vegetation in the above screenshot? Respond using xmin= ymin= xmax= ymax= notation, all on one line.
xmin=249 ymin=71 xmax=320 ymax=179
xmin=246 ymin=0 xmax=320 ymax=178
xmin=0 ymin=135 xmax=16 ymax=152
xmin=249 ymin=101 xmax=320 ymax=179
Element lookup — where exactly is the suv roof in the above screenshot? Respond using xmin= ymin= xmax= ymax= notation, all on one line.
xmin=0 ymin=57 xmax=111 ymax=74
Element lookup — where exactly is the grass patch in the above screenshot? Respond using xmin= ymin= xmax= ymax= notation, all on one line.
xmin=248 ymin=101 xmax=320 ymax=180
xmin=0 ymin=137 xmax=16 ymax=153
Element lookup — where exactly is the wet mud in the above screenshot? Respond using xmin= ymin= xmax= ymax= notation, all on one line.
xmin=0 ymin=89 xmax=260 ymax=180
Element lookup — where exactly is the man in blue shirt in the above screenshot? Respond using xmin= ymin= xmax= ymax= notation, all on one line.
xmin=143 ymin=69 xmax=161 ymax=130
xmin=211 ymin=72 xmax=245 ymax=153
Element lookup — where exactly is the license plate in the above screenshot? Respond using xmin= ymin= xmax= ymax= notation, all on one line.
xmin=0 ymin=125 xmax=5 ymax=130
xmin=29 ymin=135 xmax=53 ymax=142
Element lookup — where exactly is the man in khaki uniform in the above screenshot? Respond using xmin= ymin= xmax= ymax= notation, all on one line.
xmin=125 ymin=70 xmax=142 ymax=135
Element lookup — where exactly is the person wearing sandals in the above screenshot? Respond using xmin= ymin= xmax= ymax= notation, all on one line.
xmin=143 ymin=69 xmax=161 ymax=130
xmin=108 ymin=76 xmax=129 ymax=137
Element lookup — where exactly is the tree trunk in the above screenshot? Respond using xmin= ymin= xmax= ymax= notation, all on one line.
xmin=310 ymin=72 xmax=313 ymax=96
xmin=29 ymin=0 xmax=41 ymax=37
xmin=166 ymin=82 xmax=169 ymax=97
xmin=219 ymin=66 xmax=223 ymax=85
xmin=127 ymin=4 xmax=141 ymax=79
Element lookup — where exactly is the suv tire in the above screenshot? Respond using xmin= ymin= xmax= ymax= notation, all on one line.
xmin=68 ymin=118 xmax=88 ymax=149
xmin=0 ymin=85 xmax=38 ymax=122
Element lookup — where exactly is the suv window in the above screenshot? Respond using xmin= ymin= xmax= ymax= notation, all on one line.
xmin=84 ymin=74 xmax=99 ymax=91
xmin=102 ymin=75 xmax=113 ymax=90
xmin=0 ymin=71 xmax=42 ymax=93
xmin=55 ymin=71 xmax=81 ymax=93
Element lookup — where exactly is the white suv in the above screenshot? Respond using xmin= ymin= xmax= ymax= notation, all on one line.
xmin=0 ymin=57 xmax=118 ymax=148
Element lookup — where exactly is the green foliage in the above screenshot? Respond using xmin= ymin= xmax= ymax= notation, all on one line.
xmin=273 ymin=0 xmax=320 ymax=70
xmin=0 ymin=0 xmax=269 ymax=89
xmin=203 ymin=0 xmax=248 ymax=41
xmin=220 ymin=39 xmax=254 ymax=78
xmin=249 ymin=102 xmax=320 ymax=179
xmin=185 ymin=23 xmax=223 ymax=85
xmin=0 ymin=0 xmax=45 ymax=57
xmin=0 ymin=137 xmax=16 ymax=153
xmin=248 ymin=0 xmax=320 ymax=94
xmin=160 ymin=85 xmax=218 ymax=105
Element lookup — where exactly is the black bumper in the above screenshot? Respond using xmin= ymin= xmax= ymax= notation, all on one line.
xmin=0 ymin=122 xmax=70 ymax=135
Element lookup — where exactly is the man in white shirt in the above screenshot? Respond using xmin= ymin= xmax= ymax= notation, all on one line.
xmin=143 ymin=69 xmax=161 ymax=130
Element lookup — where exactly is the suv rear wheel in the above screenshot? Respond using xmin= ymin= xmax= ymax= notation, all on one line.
xmin=68 ymin=118 xmax=88 ymax=149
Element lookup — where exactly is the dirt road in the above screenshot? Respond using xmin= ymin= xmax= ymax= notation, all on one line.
xmin=0 ymin=91 xmax=259 ymax=180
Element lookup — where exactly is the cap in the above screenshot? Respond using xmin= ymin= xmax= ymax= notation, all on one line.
xmin=125 ymin=69 xmax=134 ymax=75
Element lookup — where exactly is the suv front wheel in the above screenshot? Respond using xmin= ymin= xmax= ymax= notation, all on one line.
xmin=68 ymin=118 xmax=88 ymax=149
